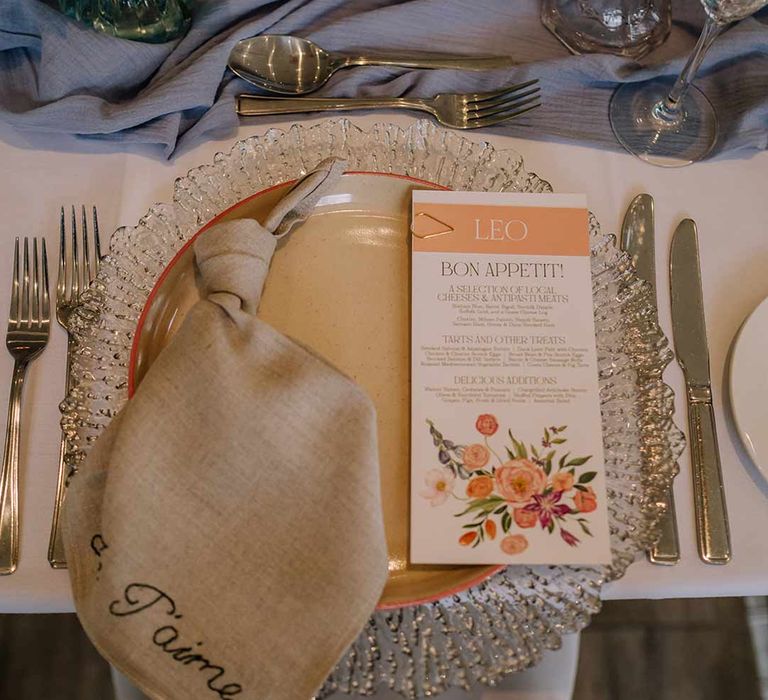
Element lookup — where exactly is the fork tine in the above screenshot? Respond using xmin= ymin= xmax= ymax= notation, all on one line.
xmin=467 ymin=87 xmax=541 ymax=116
xmin=41 ymin=239 xmax=50 ymax=324
xmin=32 ymin=239 xmax=39 ymax=326
xmin=21 ymin=238 xmax=30 ymax=327
xmin=71 ymin=206 xmax=79 ymax=299
xmin=57 ymin=207 xmax=66 ymax=303
xmin=468 ymin=93 xmax=541 ymax=121
xmin=9 ymin=238 xmax=19 ymax=326
xmin=82 ymin=205 xmax=92 ymax=287
xmin=466 ymin=79 xmax=540 ymax=103
xmin=466 ymin=101 xmax=542 ymax=129
xmin=93 ymin=206 xmax=102 ymax=268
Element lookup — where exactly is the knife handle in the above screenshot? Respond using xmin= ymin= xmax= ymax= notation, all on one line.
xmin=647 ymin=487 xmax=680 ymax=565
xmin=687 ymin=385 xmax=731 ymax=564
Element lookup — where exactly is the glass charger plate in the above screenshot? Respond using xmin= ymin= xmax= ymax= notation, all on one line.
xmin=63 ymin=119 xmax=684 ymax=697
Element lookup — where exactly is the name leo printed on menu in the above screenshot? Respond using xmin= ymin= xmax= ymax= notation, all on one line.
xmin=411 ymin=191 xmax=590 ymax=257
xmin=410 ymin=191 xmax=611 ymax=567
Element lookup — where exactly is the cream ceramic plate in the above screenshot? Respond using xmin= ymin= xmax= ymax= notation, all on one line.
xmin=129 ymin=173 xmax=502 ymax=609
xmin=65 ymin=120 xmax=684 ymax=697
xmin=729 ymin=296 xmax=768 ymax=484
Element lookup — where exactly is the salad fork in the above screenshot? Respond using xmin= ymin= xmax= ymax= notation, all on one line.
xmin=0 ymin=238 xmax=50 ymax=575
xmin=237 ymin=80 xmax=542 ymax=129
xmin=48 ymin=206 xmax=102 ymax=569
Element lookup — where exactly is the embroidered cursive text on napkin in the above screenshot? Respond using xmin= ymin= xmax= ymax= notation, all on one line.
xmin=109 ymin=582 xmax=243 ymax=699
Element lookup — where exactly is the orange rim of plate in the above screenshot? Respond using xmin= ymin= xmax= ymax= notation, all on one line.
xmin=127 ymin=171 xmax=504 ymax=610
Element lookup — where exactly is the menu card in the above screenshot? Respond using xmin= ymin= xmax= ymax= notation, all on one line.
xmin=410 ymin=191 xmax=611 ymax=565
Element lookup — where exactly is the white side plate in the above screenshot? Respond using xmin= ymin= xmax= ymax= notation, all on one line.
xmin=729 ymin=296 xmax=768 ymax=484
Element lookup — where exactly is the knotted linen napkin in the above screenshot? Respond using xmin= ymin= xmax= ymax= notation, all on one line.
xmin=62 ymin=159 xmax=389 ymax=700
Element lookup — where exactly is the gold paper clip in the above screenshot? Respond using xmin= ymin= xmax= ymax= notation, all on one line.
xmin=411 ymin=211 xmax=455 ymax=239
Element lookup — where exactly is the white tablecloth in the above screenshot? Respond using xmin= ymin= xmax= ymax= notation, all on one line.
xmin=0 ymin=115 xmax=766 ymax=614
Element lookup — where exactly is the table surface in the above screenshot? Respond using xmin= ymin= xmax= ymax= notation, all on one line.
xmin=0 ymin=114 xmax=766 ymax=613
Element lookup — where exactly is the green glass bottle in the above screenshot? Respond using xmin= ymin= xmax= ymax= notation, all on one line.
xmin=59 ymin=0 xmax=191 ymax=43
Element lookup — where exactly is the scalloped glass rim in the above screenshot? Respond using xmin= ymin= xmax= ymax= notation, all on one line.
xmin=63 ymin=118 xmax=685 ymax=698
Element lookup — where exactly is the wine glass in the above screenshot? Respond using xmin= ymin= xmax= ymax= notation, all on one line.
xmin=609 ymin=0 xmax=768 ymax=166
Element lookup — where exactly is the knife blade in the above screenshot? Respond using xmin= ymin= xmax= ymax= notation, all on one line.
xmin=621 ymin=194 xmax=680 ymax=565
xmin=670 ymin=219 xmax=731 ymax=564
xmin=621 ymin=194 xmax=658 ymax=301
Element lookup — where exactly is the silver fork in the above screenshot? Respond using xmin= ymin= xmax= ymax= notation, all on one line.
xmin=48 ymin=206 xmax=102 ymax=569
xmin=237 ymin=79 xmax=542 ymax=129
xmin=0 ymin=238 xmax=50 ymax=575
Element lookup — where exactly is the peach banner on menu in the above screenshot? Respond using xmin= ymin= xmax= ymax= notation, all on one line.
xmin=411 ymin=192 xmax=589 ymax=256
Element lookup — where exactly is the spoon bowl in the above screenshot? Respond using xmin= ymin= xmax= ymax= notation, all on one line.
xmin=229 ymin=35 xmax=341 ymax=95
xmin=228 ymin=35 xmax=513 ymax=95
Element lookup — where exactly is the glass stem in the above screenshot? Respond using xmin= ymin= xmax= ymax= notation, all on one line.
xmin=655 ymin=16 xmax=723 ymax=122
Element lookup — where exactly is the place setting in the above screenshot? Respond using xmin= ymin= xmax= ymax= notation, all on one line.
xmin=39 ymin=118 xmax=749 ymax=693
xmin=0 ymin=1 xmax=767 ymax=699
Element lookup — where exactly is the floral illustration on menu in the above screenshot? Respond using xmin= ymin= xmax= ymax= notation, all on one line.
xmin=420 ymin=415 xmax=597 ymax=554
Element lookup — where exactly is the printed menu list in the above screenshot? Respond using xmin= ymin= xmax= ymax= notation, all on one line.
xmin=410 ymin=191 xmax=611 ymax=565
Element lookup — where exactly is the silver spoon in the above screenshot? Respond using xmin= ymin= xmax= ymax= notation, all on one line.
xmin=228 ymin=35 xmax=514 ymax=95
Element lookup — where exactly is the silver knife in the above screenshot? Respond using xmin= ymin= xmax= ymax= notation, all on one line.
xmin=670 ymin=219 xmax=731 ymax=565
xmin=621 ymin=194 xmax=680 ymax=565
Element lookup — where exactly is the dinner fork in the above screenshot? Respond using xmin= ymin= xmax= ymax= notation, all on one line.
xmin=48 ymin=206 xmax=102 ymax=569
xmin=237 ymin=79 xmax=542 ymax=129
xmin=0 ymin=238 xmax=50 ymax=575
